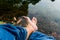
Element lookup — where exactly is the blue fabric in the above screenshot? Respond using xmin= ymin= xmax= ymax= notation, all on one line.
xmin=0 ymin=24 xmax=56 ymax=40
xmin=29 ymin=31 xmax=56 ymax=40
xmin=0 ymin=24 xmax=27 ymax=40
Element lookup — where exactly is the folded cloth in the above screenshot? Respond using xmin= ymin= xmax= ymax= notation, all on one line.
xmin=0 ymin=24 xmax=56 ymax=40
xmin=29 ymin=31 xmax=56 ymax=40
xmin=0 ymin=24 xmax=27 ymax=40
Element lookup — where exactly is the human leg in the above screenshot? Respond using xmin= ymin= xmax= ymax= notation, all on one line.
xmin=23 ymin=16 xmax=38 ymax=40
xmin=23 ymin=16 xmax=55 ymax=40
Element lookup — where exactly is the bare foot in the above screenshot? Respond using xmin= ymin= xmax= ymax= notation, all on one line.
xmin=23 ymin=16 xmax=38 ymax=40
xmin=32 ymin=17 xmax=37 ymax=25
xmin=31 ymin=17 xmax=38 ymax=31
xmin=23 ymin=16 xmax=38 ymax=31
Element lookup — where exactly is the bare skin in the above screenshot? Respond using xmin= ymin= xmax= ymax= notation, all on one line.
xmin=1 ymin=16 xmax=38 ymax=40
xmin=23 ymin=16 xmax=38 ymax=40
xmin=17 ymin=18 xmax=22 ymax=24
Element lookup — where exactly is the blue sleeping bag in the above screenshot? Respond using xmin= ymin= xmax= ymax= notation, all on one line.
xmin=0 ymin=24 xmax=56 ymax=40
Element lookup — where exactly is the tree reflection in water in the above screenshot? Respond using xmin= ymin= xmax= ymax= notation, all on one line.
xmin=0 ymin=0 xmax=40 ymax=23
xmin=51 ymin=0 xmax=55 ymax=2
xmin=0 ymin=0 xmax=60 ymax=40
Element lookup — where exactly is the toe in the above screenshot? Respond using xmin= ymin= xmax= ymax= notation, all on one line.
xmin=22 ymin=16 xmax=32 ymax=23
xmin=23 ymin=16 xmax=30 ymax=20
xmin=32 ymin=17 xmax=37 ymax=24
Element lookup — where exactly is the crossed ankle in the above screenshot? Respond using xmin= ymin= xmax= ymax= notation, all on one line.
xmin=27 ymin=24 xmax=34 ymax=31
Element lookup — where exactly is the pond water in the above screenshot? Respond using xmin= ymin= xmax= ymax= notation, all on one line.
xmin=28 ymin=0 xmax=60 ymax=40
xmin=29 ymin=0 xmax=55 ymax=31
xmin=0 ymin=0 xmax=60 ymax=40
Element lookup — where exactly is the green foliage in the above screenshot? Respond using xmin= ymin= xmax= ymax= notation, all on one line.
xmin=0 ymin=0 xmax=40 ymax=23
xmin=0 ymin=0 xmax=40 ymax=8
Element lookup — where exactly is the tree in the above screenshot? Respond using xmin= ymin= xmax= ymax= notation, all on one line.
xmin=0 ymin=0 xmax=40 ymax=23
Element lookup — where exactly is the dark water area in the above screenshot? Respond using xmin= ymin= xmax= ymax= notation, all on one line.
xmin=0 ymin=0 xmax=60 ymax=40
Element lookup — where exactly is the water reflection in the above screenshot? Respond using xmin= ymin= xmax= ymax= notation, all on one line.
xmin=28 ymin=0 xmax=60 ymax=40
xmin=0 ymin=0 xmax=40 ymax=22
xmin=0 ymin=0 xmax=60 ymax=40
xmin=51 ymin=0 xmax=55 ymax=2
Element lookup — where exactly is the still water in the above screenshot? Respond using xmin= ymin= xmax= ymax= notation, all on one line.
xmin=28 ymin=0 xmax=60 ymax=40
xmin=0 ymin=0 xmax=60 ymax=40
